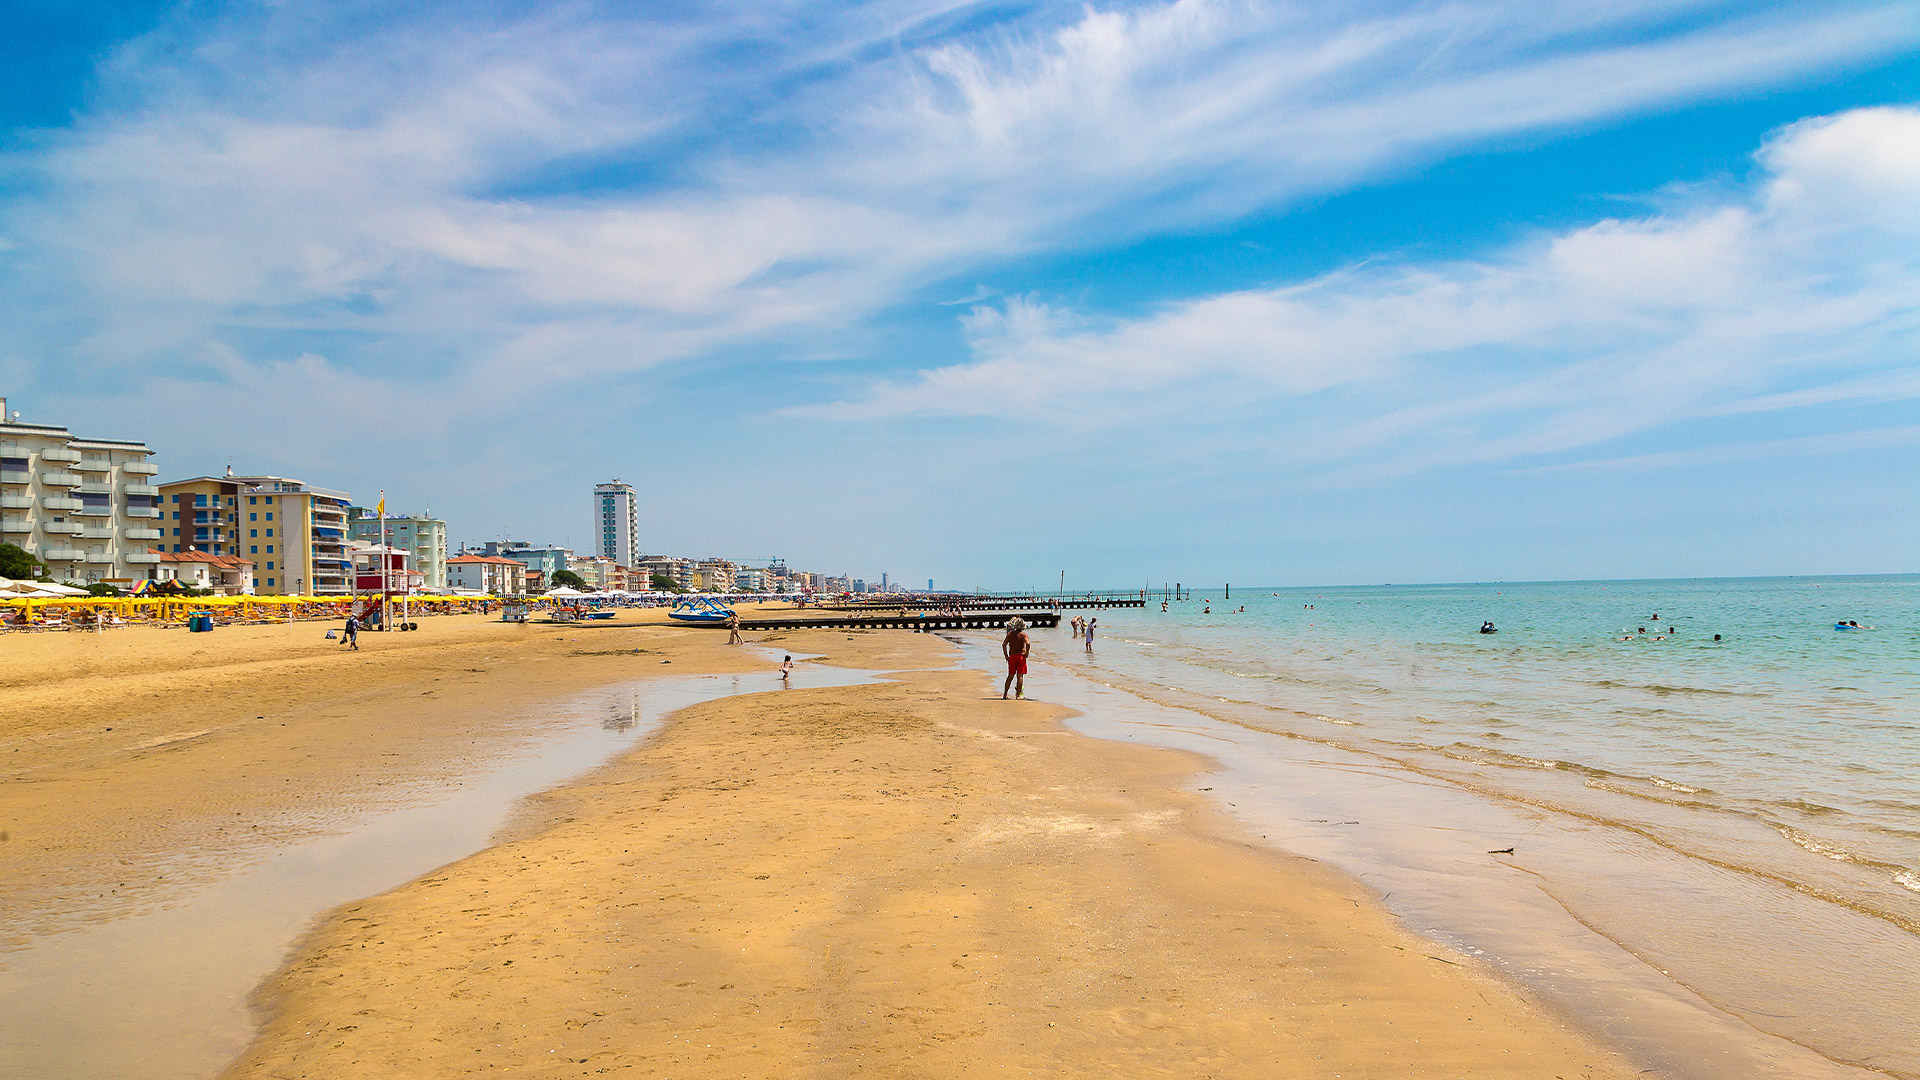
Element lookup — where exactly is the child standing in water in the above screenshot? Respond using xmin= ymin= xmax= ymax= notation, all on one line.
xmin=779 ymin=655 xmax=793 ymax=684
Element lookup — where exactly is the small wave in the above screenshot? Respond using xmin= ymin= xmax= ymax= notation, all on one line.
xmin=1313 ymin=714 xmax=1360 ymax=726
xmin=1649 ymin=776 xmax=1702 ymax=794
xmin=1895 ymin=870 xmax=1920 ymax=894
xmin=1587 ymin=679 xmax=1750 ymax=697
xmin=1775 ymin=825 xmax=1860 ymax=863
xmin=1781 ymin=798 xmax=1842 ymax=816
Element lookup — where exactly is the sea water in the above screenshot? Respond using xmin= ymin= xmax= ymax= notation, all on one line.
xmin=1049 ymin=575 xmax=1918 ymax=1079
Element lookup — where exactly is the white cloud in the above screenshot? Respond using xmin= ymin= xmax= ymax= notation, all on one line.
xmin=5 ymin=0 xmax=1916 ymax=415
xmin=809 ymin=106 xmax=1920 ymax=478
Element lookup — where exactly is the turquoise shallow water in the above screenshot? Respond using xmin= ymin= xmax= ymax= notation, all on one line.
xmin=1054 ymin=575 xmax=1919 ymax=1077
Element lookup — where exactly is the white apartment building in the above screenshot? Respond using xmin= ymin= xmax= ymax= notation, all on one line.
xmin=0 ymin=404 xmax=163 ymax=587
xmin=636 ymin=555 xmax=695 ymax=591
xmin=569 ymin=553 xmax=618 ymax=591
xmin=594 ymin=480 xmax=639 ymax=568
xmin=348 ymin=510 xmax=448 ymax=591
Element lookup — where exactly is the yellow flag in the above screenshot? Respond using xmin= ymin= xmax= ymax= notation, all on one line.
xmin=376 ymin=494 xmax=385 ymax=516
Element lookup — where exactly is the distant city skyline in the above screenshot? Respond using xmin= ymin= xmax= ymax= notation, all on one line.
xmin=3 ymin=4 xmax=1916 ymax=588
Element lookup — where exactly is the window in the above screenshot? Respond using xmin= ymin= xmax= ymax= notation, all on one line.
xmin=265 ymin=528 xmax=273 ymax=537
xmin=266 ymin=545 xmax=273 ymax=553
xmin=266 ymin=562 xmax=274 ymax=571
xmin=250 ymin=512 xmax=257 ymax=521
xmin=251 ymin=529 xmax=258 ymax=537
xmin=251 ymin=546 xmax=258 ymax=554
xmin=170 ymin=494 xmax=180 ymax=502
xmin=267 ymin=578 xmax=275 ymax=586
xmin=172 ymin=511 xmax=179 ymax=519
xmin=248 ymin=496 xmax=256 ymax=504
xmin=172 ymin=528 xmax=179 ymax=536
xmin=265 ymin=512 xmax=273 ymax=521
xmin=172 ymin=544 xmax=181 ymax=552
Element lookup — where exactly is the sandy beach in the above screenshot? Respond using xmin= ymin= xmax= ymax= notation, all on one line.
xmin=3 ymin=614 xmax=1633 ymax=1078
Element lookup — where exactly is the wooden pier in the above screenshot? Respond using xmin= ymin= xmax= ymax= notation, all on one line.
xmin=823 ymin=597 xmax=1144 ymax=611
xmin=738 ymin=611 xmax=1059 ymax=632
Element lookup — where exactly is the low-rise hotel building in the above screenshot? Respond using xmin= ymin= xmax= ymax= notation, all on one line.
xmin=157 ymin=471 xmax=353 ymax=595
xmin=0 ymin=405 xmax=162 ymax=587
xmin=447 ymin=553 xmax=528 ymax=596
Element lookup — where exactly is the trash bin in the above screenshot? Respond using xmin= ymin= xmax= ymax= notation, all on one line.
xmin=188 ymin=614 xmax=213 ymax=632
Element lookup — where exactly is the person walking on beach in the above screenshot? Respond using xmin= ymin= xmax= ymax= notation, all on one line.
xmin=779 ymin=655 xmax=793 ymax=685
xmin=1002 ymin=617 xmax=1030 ymax=700
xmin=342 ymin=614 xmax=360 ymax=651
xmin=726 ymin=612 xmax=742 ymax=645
xmin=1084 ymin=617 xmax=1096 ymax=653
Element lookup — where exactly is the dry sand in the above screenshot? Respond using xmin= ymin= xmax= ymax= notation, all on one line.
xmin=4 ymin=613 xmax=1635 ymax=1078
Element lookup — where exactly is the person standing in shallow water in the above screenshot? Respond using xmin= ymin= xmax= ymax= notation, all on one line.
xmin=1002 ymin=617 xmax=1031 ymax=700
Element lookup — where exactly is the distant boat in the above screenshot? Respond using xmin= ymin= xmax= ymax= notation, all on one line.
xmin=669 ymin=597 xmax=736 ymax=625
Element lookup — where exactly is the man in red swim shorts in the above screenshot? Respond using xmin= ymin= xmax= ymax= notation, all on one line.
xmin=1002 ymin=617 xmax=1030 ymax=700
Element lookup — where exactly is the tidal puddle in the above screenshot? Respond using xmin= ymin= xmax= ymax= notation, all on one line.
xmin=0 ymin=656 xmax=880 ymax=1080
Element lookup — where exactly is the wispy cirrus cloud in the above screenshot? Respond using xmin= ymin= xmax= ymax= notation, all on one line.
xmin=4 ymin=0 xmax=1915 ymax=411
xmin=806 ymin=107 xmax=1920 ymax=483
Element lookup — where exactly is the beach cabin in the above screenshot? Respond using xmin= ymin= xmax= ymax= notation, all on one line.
xmin=153 ymin=548 xmax=255 ymax=595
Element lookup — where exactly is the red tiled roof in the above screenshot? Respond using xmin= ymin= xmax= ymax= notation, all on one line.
xmin=152 ymin=548 xmax=254 ymax=569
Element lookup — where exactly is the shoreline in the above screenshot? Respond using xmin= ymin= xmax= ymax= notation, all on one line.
xmin=1012 ymin=639 xmax=1895 ymax=1080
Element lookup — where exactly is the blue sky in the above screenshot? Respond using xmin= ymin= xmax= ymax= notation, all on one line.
xmin=2 ymin=0 xmax=1916 ymax=590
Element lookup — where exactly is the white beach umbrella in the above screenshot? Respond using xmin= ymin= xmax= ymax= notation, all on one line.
xmin=545 ymin=586 xmax=587 ymax=597
xmin=30 ymin=582 xmax=89 ymax=596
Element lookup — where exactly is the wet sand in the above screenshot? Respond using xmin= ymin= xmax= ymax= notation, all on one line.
xmin=4 ymin=614 xmax=1635 ymax=1078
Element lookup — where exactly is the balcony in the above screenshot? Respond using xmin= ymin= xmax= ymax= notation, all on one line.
xmin=41 ymin=471 xmax=82 ymax=487
xmin=0 ymin=471 xmax=31 ymax=485
xmin=0 ymin=519 xmax=28 ymax=534
xmin=126 ymin=528 xmax=162 ymax=540
xmin=84 ymin=550 xmax=114 ymax=563
xmin=75 ymin=505 xmax=112 ymax=517
xmin=43 ymin=496 xmax=82 ymax=511
xmin=124 ymin=483 xmax=159 ymax=496
xmin=0 ymin=495 xmax=29 ymax=509
xmin=43 ymin=548 xmax=84 ymax=561
xmin=79 ymin=526 xmax=113 ymax=539
xmin=42 ymin=522 xmax=82 ymax=535
xmin=40 ymin=447 xmax=80 ymax=463
xmin=127 ymin=507 xmax=160 ymax=519
xmin=122 ymin=461 xmax=159 ymax=476
xmin=74 ymin=458 xmax=112 ymax=472
xmin=125 ymin=552 xmax=161 ymax=565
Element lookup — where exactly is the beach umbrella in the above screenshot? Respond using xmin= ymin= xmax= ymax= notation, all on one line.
xmin=30 ymin=582 xmax=89 ymax=597
xmin=545 ymin=586 xmax=587 ymax=597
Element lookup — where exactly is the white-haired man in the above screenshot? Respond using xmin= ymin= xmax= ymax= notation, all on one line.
xmin=1002 ymin=617 xmax=1031 ymax=700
